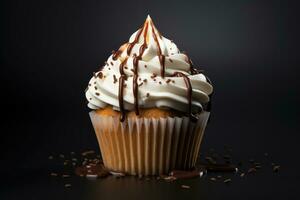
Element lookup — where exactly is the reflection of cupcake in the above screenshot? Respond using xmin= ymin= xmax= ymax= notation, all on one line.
xmin=85 ymin=15 xmax=213 ymax=175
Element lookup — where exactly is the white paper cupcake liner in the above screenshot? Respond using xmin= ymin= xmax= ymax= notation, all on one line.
xmin=89 ymin=111 xmax=210 ymax=176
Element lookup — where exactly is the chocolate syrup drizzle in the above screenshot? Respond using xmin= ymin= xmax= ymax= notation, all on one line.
xmin=115 ymin=17 xmax=211 ymax=122
xmin=172 ymin=72 xmax=196 ymax=121
xmin=118 ymin=57 xmax=128 ymax=122
xmin=112 ymin=50 xmax=123 ymax=61
xmin=150 ymin=21 xmax=166 ymax=78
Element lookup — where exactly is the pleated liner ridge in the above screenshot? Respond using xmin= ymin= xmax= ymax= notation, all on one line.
xmin=89 ymin=111 xmax=210 ymax=176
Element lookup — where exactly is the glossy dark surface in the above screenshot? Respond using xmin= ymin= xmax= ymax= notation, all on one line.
xmin=1 ymin=0 xmax=299 ymax=199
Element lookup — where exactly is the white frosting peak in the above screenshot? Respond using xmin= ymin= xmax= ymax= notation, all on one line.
xmin=85 ymin=16 xmax=213 ymax=114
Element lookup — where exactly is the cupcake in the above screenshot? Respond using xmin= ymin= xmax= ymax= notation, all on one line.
xmin=85 ymin=15 xmax=213 ymax=176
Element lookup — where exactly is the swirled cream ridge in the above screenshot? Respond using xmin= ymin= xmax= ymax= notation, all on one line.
xmin=85 ymin=15 xmax=213 ymax=121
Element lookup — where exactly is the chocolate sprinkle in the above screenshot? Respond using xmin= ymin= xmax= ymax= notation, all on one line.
xmin=181 ymin=185 xmax=191 ymax=189
xmin=224 ymin=178 xmax=231 ymax=183
xmin=113 ymin=75 xmax=118 ymax=84
xmin=247 ymin=167 xmax=257 ymax=174
xmin=97 ymin=72 xmax=103 ymax=79
xmin=273 ymin=165 xmax=280 ymax=172
xmin=210 ymin=177 xmax=217 ymax=181
xmin=95 ymin=92 xmax=100 ymax=96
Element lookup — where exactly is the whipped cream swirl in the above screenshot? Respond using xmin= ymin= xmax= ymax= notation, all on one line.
xmin=85 ymin=15 xmax=213 ymax=120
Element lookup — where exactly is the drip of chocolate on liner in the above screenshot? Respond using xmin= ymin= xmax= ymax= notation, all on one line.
xmin=118 ymin=57 xmax=128 ymax=122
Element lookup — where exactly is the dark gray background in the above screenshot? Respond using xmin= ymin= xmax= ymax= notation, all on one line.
xmin=1 ymin=0 xmax=299 ymax=199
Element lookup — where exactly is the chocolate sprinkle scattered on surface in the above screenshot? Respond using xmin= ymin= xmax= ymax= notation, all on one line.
xmin=169 ymin=170 xmax=204 ymax=179
xmin=110 ymin=171 xmax=126 ymax=177
xmin=205 ymin=156 xmax=217 ymax=164
xmin=169 ymin=58 xmax=173 ymax=63
xmin=255 ymin=165 xmax=262 ymax=169
xmin=82 ymin=150 xmax=95 ymax=156
xmin=110 ymin=62 xmax=113 ymax=66
xmin=138 ymin=82 xmax=143 ymax=87
xmin=181 ymin=185 xmax=191 ymax=189
xmin=224 ymin=178 xmax=231 ymax=183
xmin=273 ymin=165 xmax=280 ymax=172
xmin=159 ymin=81 xmax=162 ymax=84
xmin=163 ymin=176 xmax=176 ymax=182
xmin=62 ymin=174 xmax=70 ymax=178
xmin=210 ymin=177 xmax=217 ymax=181
xmin=247 ymin=168 xmax=257 ymax=174
xmin=95 ymin=92 xmax=100 ymax=96
xmin=166 ymin=79 xmax=171 ymax=83
xmin=143 ymin=79 xmax=147 ymax=82
xmin=144 ymin=65 xmax=147 ymax=68
xmin=172 ymin=80 xmax=175 ymax=83
xmin=94 ymin=86 xmax=97 ymax=90
xmin=146 ymin=93 xmax=150 ymax=97
xmin=198 ymin=163 xmax=237 ymax=172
